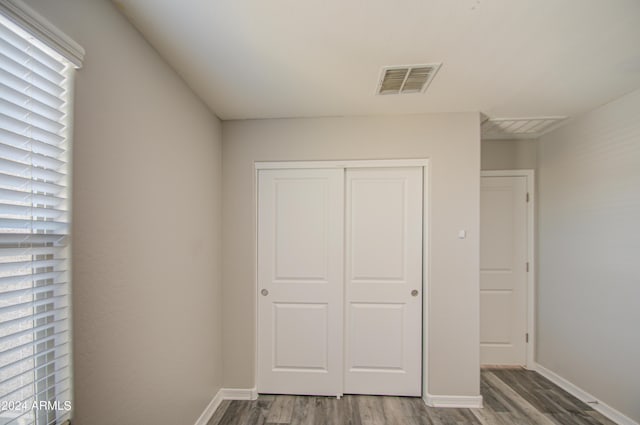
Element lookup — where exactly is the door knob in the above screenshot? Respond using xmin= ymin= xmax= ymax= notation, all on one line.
xmin=261 ymin=289 xmax=269 ymax=296
xmin=411 ymin=289 xmax=419 ymax=297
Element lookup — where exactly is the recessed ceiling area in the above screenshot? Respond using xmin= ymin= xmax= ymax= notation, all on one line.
xmin=113 ymin=0 xmax=640 ymax=121
xmin=481 ymin=116 xmax=568 ymax=139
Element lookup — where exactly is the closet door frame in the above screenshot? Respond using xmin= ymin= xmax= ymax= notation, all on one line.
xmin=254 ymin=159 xmax=431 ymax=397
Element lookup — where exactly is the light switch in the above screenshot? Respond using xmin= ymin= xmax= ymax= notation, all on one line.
xmin=458 ymin=230 xmax=467 ymax=239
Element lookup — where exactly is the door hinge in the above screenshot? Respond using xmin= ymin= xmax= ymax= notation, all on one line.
xmin=526 ymin=262 xmax=529 ymax=272
xmin=526 ymin=333 xmax=529 ymax=343
xmin=526 ymin=192 xmax=530 ymax=203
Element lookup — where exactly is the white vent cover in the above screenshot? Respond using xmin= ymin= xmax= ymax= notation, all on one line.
xmin=377 ymin=64 xmax=441 ymax=95
xmin=482 ymin=116 xmax=568 ymax=139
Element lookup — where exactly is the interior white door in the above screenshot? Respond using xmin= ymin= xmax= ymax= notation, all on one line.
xmin=257 ymin=168 xmax=344 ymax=395
xmin=480 ymin=176 xmax=528 ymax=365
xmin=344 ymin=167 xmax=423 ymax=396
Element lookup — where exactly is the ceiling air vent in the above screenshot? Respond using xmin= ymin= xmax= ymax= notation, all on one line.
xmin=481 ymin=116 xmax=568 ymax=139
xmin=377 ymin=64 xmax=441 ymax=95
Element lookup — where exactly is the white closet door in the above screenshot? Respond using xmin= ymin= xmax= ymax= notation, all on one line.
xmin=257 ymin=168 xmax=344 ymax=395
xmin=344 ymin=167 xmax=423 ymax=396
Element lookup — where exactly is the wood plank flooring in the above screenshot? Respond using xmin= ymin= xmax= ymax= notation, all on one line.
xmin=208 ymin=368 xmax=617 ymax=425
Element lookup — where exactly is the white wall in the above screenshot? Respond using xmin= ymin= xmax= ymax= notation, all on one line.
xmin=22 ymin=1 xmax=224 ymax=424
xmin=538 ymin=89 xmax=640 ymax=422
xmin=222 ymin=113 xmax=481 ymax=398
xmin=481 ymin=139 xmax=537 ymax=170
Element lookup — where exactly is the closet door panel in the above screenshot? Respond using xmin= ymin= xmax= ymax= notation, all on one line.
xmin=344 ymin=167 xmax=423 ymax=396
xmin=257 ymin=168 xmax=344 ymax=396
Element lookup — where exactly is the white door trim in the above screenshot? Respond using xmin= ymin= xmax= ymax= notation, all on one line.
xmin=481 ymin=169 xmax=535 ymax=369
xmin=256 ymin=159 xmax=429 ymax=170
xmin=254 ymin=159 xmax=431 ymax=396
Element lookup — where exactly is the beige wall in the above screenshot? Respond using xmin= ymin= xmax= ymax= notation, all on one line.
xmin=481 ymin=139 xmax=537 ymax=170
xmin=23 ymin=1 xmax=224 ymax=424
xmin=538 ymin=89 xmax=640 ymax=422
xmin=222 ymin=113 xmax=481 ymax=398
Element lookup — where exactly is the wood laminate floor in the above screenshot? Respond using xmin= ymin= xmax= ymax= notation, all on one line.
xmin=207 ymin=368 xmax=617 ymax=425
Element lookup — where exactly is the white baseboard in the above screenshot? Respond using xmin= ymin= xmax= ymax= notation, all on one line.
xmin=535 ymin=363 xmax=638 ymax=425
xmin=220 ymin=387 xmax=258 ymax=401
xmin=424 ymin=393 xmax=483 ymax=408
xmin=194 ymin=390 xmax=224 ymax=425
xmin=194 ymin=387 xmax=258 ymax=425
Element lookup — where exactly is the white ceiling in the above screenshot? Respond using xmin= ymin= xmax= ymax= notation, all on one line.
xmin=113 ymin=0 xmax=640 ymax=121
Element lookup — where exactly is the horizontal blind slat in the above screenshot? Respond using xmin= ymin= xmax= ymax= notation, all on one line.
xmin=0 ymin=363 xmax=70 ymax=407
xmin=0 ymin=329 xmax=67 ymax=365
xmin=0 ymin=172 xmax=65 ymax=194
xmin=0 ymin=316 xmax=67 ymax=346
xmin=0 ymin=218 xmax=67 ymax=232
xmin=0 ymin=24 xmax=65 ymax=73
xmin=0 ymin=68 xmax=63 ymax=110
xmin=0 ymin=157 xmax=64 ymax=182
xmin=0 ymin=36 xmax=65 ymax=86
xmin=0 ymin=258 xmax=62 ymax=270
xmin=0 ymin=306 xmax=66 ymax=332
xmin=0 ymin=204 xmax=65 ymax=220
xmin=0 ymin=246 xmax=59 ymax=257
xmin=0 ymin=283 xmax=67 ymax=303
xmin=0 ymin=98 xmax=65 ymax=135
xmin=0 ymin=233 xmax=66 ymax=245
xmin=0 ymin=128 xmax=65 ymax=156
xmin=0 ymin=348 xmax=68 ymax=385
xmin=0 ymin=370 xmax=69 ymax=404
xmin=0 ymin=270 xmax=63 ymax=287
xmin=0 ymin=113 xmax=64 ymax=146
xmin=0 ymin=293 xmax=66 ymax=315
xmin=0 ymin=356 xmax=68 ymax=392
xmin=0 ymin=192 xmax=65 ymax=210
xmin=0 ymin=51 xmax=64 ymax=98
xmin=0 ymin=81 xmax=64 ymax=122
xmin=0 ymin=142 xmax=65 ymax=170
xmin=0 ymin=349 xmax=69 ymax=385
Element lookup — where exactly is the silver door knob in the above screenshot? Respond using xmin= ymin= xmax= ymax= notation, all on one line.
xmin=261 ymin=289 xmax=269 ymax=296
xmin=411 ymin=289 xmax=419 ymax=297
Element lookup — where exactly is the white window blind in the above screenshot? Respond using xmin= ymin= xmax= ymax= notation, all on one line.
xmin=0 ymin=11 xmax=76 ymax=425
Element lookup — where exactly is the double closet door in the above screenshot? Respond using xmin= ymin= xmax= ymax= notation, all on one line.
xmin=257 ymin=165 xmax=423 ymax=397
